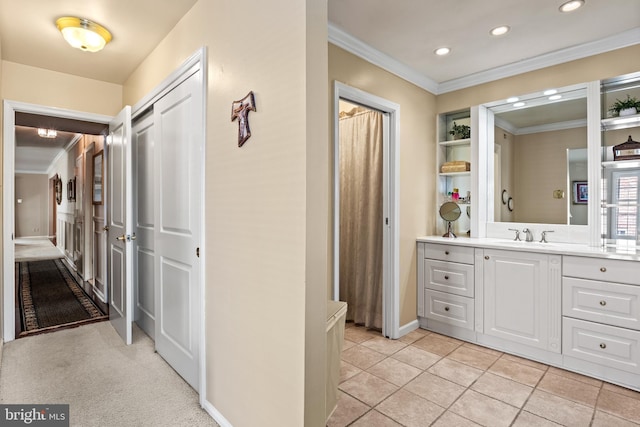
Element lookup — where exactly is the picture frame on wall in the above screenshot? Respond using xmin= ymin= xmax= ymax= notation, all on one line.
xmin=67 ymin=177 xmax=76 ymax=202
xmin=93 ymin=150 xmax=104 ymax=205
xmin=572 ymin=181 xmax=588 ymax=204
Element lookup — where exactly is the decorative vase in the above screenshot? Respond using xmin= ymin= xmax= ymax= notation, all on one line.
xmin=619 ymin=107 xmax=638 ymax=117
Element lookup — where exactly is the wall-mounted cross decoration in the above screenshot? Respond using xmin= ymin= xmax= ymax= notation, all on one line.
xmin=231 ymin=91 xmax=256 ymax=147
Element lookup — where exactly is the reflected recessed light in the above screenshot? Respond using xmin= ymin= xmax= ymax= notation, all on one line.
xmin=507 ymin=97 xmax=519 ymax=103
xmin=490 ymin=26 xmax=510 ymax=36
xmin=559 ymin=0 xmax=585 ymax=12
xmin=549 ymin=95 xmax=562 ymax=100
xmin=513 ymin=102 xmax=526 ymax=107
xmin=434 ymin=47 xmax=451 ymax=56
xmin=544 ymin=89 xmax=558 ymax=96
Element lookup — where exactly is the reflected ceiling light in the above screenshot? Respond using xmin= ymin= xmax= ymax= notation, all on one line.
xmin=37 ymin=128 xmax=57 ymax=138
xmin=549 ymin=94 xmax=562 ymax=100
xmin=507 ymin=97 xmax=519 ymax=103
xmin=513 ymin=102 xmax=526 ymax=107
xmin=559 ymin=0 xmax=585 ymax=13
xmin=544 ymin=89 xmax=558 ymax=96
xmin=490 ymin=26 xmax=510 ymax=36
xmin=55 ymin=17 xmax=112 ymax=52
xmin=434 ymin=47 xmax=451 ymax=56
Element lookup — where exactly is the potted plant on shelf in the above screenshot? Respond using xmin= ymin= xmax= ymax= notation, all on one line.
xmin=608 ymin=94 xmax=640 ymax=117
xmin=449 ymin=122 xmax=471 ymax=139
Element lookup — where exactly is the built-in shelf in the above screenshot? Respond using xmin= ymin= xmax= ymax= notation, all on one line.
xmin=601 ymin=113 xmax=640 ymax=131
xmin=438 ymin=138 xmax=471 ymax=147
xmin=439 ymin=171 xmax=471 ymax=177
xmin=602 ymin=160 xmax=640 ymax=169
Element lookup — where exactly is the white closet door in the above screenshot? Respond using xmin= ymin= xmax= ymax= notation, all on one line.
xmin=153 ymin=70 xmax=203 ymax=389
xmin=132 ymin=113 xmax=156 ymax=338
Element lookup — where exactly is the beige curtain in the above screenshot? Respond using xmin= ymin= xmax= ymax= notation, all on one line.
xmin=339 ymin=107 xmax=383 ymax=330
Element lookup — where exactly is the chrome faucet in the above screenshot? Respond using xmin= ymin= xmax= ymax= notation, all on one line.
xmin=540 ymin=230 xmax=554 ymax=243
xmin=508 ymin=228 xmax=521 ymax=241
xmin=522 ymin=228 xmax=534 ymax=242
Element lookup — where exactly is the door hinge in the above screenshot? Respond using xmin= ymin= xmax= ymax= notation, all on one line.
xmin=196 ymin=247 xmax=200 ymax=258
xmin=385 ymin=218 xmax=389 ymax=225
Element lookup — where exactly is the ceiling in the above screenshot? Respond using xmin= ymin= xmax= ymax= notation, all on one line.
xmin=1 ymin=1 xmax=638 ymax=173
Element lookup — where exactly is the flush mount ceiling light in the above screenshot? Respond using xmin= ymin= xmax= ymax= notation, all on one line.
xmin=559 ymin=0 xmax=585 ymax=13
xmin=37 ymin=128 xmax=57 ymax=138
xmin=490 ymin=26 xmax=510 ymax=36
xmin=434 ymin=47 xmax=451 ymax=56
xmin=55 ymin=17 xmax=112 ymax=52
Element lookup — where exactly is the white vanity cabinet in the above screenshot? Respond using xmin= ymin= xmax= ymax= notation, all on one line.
xmin=482 ymin=249 xmax=562 ymax=353
xmin=417 ymin=243 xmax=478 ymax=334
xmin=562 ymin=256 xmax=640 ymax=386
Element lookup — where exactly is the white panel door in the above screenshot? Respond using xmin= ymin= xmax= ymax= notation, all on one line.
xmin=154 ymin=70 xmax=202 ymax=389
xmin=107 ymin=106 xmax=133 ymax=345
xmin=132 ymin=113 xmax=156 ymax=339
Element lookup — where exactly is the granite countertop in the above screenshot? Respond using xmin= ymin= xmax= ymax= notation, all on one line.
xmin=417 ymin=236 xmax=640 ymax=261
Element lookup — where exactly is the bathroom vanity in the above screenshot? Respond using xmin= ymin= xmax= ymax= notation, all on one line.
xmin=417 ymin=237 xmax=640 ymax=392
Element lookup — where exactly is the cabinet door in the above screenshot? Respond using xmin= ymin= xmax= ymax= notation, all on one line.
xmin=483 ymin=249 xmax=561 ymax=353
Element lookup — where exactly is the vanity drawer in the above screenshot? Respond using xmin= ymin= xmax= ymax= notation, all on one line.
xmin=424 ymin=243 xmax=474 ymax=265
xmin=563 ymin=317 xmax=640 ymax=374
xmin=424 ymin=289 xmax=474 ymax=330
xmin=425 ymin=259 xmax=474 ymax=298
xmin=563 ymin=277 xmax=640 ymax=330
xmin=563 ymin=256 xmax=640 ymax=286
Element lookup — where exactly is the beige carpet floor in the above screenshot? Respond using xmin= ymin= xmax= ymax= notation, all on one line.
xmin=15 ymin=237 xmax=64 ymax=262
xmin=0 ymin=322 xmax=218 ymax=427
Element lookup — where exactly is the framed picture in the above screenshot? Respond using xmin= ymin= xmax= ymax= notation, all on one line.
xmin=67 ymin=177 xmax=76 ymax=202
xmin=572 ymin=181 xmax=588 ymax=204
xmin=92 ymin=150 xmax=104 ymax=205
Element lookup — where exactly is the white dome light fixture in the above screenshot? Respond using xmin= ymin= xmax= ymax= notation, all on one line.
xmin=56 ymin=17 xmax=112 ymax=52
xmin=434 ymin=47 xmax=451 ymax=56
xmin=559 ymin=0 xmax=585 ymax=13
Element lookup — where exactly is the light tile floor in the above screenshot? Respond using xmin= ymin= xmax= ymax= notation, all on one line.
xmin=328 ymin=324 xmax=640 ymax=427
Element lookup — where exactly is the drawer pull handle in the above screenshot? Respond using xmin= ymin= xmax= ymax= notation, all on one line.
xmin=600 ymin=300 xmax=607 ymax=306
xmin=444 ymin=306 xmax=450 ymax=312
xmin=445 ymin=251 xmax=450 ymax=255
xmin=600 ymin=267 xmax=606 ymax=272
xmin=444 ymin=275 xmax=449 ymax=280
xmin=599 ymin=343 xmax=607 ymax=349
xmin=485 ymin=256 xmax=490 ymax=260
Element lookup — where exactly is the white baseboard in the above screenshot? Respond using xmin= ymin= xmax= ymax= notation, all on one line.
xmin=398 ymin=319 xmax=419 ymax=338
xmin=202 ymin=399 xmax=233 ymax=427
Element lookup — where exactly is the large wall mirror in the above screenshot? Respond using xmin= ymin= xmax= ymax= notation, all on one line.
xmin=486 ymin=84 xmax=588 ymax=226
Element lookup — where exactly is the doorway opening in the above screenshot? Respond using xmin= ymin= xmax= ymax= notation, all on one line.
xmin=4 ymin=101 xmax=113 ymax=342
xmin=333 ymin=82 xmax=400 ymax=339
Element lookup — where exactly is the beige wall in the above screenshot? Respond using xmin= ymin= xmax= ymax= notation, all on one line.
xmin=328 ymin=44 xmax=436 ymax=327
xmin=437 ymin=44 xmax=640 ymax=114
xmin=123 ymin=1 xmax=327 ymax=425
xmin=512 ymin=127 xmax=587 ymax=224
xmin=1 ymin=61 xmax=122 ymax=116
xmin=15 ymin=173 xmax=49 ymax=237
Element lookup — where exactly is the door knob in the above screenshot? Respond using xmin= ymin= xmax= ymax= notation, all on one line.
xmin=130 ymin=234 xmax=137 ymax=241
xmin=116 ymin=235 xmax=126 ymax=241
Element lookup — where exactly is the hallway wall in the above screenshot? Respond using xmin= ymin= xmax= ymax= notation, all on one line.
xmin=14 ymin=173 xmax=48 ymax=237
xmin=123 ymin=0 xmax=328 ymax=426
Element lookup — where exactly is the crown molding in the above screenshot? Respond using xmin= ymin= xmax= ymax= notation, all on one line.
xmin=439 ymin=28 xmax=640 ymax=94
xmin=328 ymin=23 xmax=640 ymax=96
xmin=495 ymin=117 xmax=587 ymax=135
xmin=328 ymin=23 xmax=439 ymax=94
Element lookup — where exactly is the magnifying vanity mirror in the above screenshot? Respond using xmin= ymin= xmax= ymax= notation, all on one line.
xmin=440 ymin=201 xmax=461 ymax=238
xmin=488 ymin=84 xmax=588 ymax=226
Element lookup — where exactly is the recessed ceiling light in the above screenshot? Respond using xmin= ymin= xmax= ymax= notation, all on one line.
xmin=549 ymin=95 xmax=562 ymax=100
xmin=490 ymin=26 xmax=510 ymax=36
xmin=56 ymin=17 xmax=112 ymax=52
xmin=434 ymin=47 xmax=451 ymax=56
xmin=507 ymin=97 xmax=519 ymax=103
xmin=513 ymin=102 xmax=526 ymax=107
xmin=559 ymin=0 xmax=585 ymax=13
xmin=544 ymin=89 xmax=558 ymax=96
xmin=37 ymin=128 xmax=57 ymax=138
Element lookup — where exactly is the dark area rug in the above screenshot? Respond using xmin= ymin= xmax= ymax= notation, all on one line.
xmin=18 ymin=259 xmax=108 ymax=337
